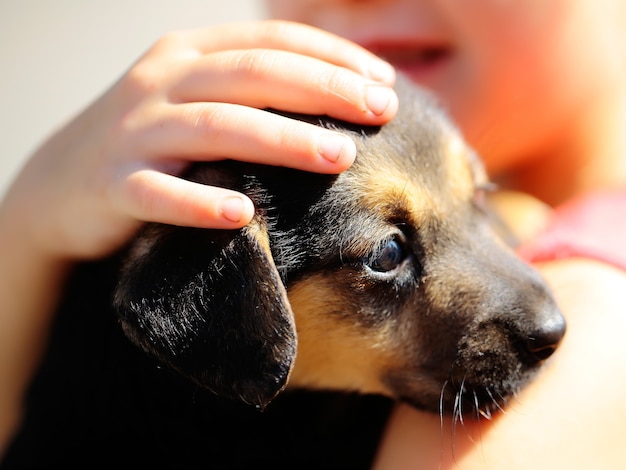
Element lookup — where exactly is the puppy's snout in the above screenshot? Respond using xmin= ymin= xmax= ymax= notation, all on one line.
xmin=523 ymin=307 xmax=566 ymax=363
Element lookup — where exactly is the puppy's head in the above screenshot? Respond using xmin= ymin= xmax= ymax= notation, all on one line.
xmin=113 ymin=77 xmax=565 ymax=415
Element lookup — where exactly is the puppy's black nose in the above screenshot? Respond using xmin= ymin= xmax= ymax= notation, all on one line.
xmin=524 ymin=312 xmax=567 ymax=363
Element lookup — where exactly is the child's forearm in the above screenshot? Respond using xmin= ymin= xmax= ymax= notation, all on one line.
xmin=0 ymin=208 xmax=72 ymax=455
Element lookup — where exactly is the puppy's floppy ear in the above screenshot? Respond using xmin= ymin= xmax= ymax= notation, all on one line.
xmin=112 ymin=216 xmax=296 ymax=409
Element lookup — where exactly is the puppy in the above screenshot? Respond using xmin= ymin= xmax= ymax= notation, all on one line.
xmin=3 ymin=77 xmax=565 ymax=466
xmin=113 ymin=76 xmax=565 ymax=412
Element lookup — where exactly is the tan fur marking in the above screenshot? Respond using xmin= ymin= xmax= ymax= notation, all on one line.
xmin=244 ymin=217 xmax=271 ymax=253
xmin=357 ymin=162 xmax=444 ymax=224
xmin=442 ymin=132 xmax=476 ymax=203
xmin=286 ymin=275 xmax=398 ymax=396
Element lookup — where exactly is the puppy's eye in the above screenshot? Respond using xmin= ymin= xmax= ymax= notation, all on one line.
xmin=367 ymin=238 xmax=405 ymax=273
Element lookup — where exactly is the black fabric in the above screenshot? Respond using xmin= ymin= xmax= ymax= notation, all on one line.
xmin=2 ymin=261 xmax=393 ymax=469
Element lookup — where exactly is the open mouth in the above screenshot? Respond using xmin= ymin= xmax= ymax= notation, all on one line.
xmin=366 ymin=43 xmax=452 ymax=82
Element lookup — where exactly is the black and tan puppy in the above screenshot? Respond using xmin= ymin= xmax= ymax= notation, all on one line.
xmin=4 ymin=77 xmax=565 ymax=467
xmin=113 ymin=77 xmax=565 ymax=412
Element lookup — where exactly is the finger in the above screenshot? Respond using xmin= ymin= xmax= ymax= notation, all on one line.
xmin=182 ymin=20 xmax=396 ymax=84
xmin=169 ymin=49 xmax=398 ymax=124
xmin=133 ymin=102 xmax=358 ymax=173
xmin=114 ymin=168 xmax=255 ymax=229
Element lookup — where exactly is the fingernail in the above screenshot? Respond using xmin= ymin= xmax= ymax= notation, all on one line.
xmin=365 ymin=85 xmax=395 ymax=116
xmin=317 ymin=133 xmax=356 ymax=164
xmin=368 ymin=60 xmax=396 ymax=84
xmin=220 ymin=196 xmax=246 ymax=223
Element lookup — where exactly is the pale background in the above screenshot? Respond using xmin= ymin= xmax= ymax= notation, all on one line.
xmin=0 ymin=0 xmax=266 ymax=194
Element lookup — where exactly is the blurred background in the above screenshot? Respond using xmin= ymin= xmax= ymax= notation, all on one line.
xmin=0 ymin=0 xmax=265 ymax=194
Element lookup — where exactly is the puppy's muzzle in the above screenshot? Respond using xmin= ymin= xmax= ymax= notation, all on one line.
xmin=441 ymin=254 xmax=566 ymax=413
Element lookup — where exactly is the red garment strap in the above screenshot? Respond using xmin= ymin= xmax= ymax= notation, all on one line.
xmin=518 ymin=188 xmax=626 ymax=271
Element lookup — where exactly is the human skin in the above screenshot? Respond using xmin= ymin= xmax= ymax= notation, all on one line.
xmin=266 ymin=0 xmax=626 ymax=468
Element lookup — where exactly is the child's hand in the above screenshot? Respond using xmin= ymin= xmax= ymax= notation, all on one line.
xmin=1 ymin=20 xmax=397 ymax=261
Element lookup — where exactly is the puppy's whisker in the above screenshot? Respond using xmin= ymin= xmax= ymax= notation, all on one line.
xmin=439 ymin=380 xmax=449 ymax=465
xmin=497 ymin=390 xmax=509 ymax=407
xmin=478 ymin=406 xmax=493 ymax=420
xmin=439 ymin=379 xmax=448 ymax=422
xmin=457 ymin=377 xmax=467 ymax=429
xmin=473 ymin=390 xmax=480 ymax=420
xmin=451 ymin=375 xmax=467 ymax=458
xmin=461 ymin=390 xmax=481 ymax=444
xmin=450 ymin=391 xmax=461 ymax=465
xmin=494 ymin=393 xmax=508 ymax=415
xmin=506 ymin=388 xmax=524 ymax=412
xmin=452 ymin=392 xmax=460 ymax=434
xmin=485 ymin=388 xmax=507 ymax=415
